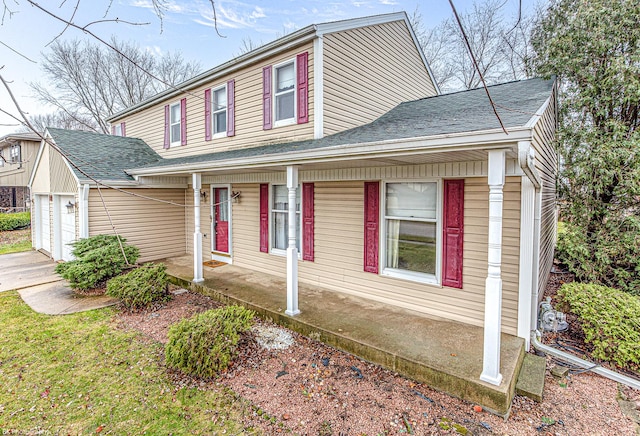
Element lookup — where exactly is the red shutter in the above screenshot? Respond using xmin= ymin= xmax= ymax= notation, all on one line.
xmin=363 ymin=181 xmax=379 ymax=273
xmin=163 ymin=105 xmax=170 ymax=149
xmin=302 ymin=183 xmax=314 ymax=261
xmin=204 ymin=88 xmax=212 ymax=141
xmin=180 ymin=98 xmax=187 ymax=146
xmin=259 ymin=183 xmax=269 ymax=253
xmin=227 ymin=79 xmax=235 ymax=137
xmin=120 ymin=122 xmax=126 ymax=137
xmin=296 ymin=52 xmax=309 ymax=124
xmin=262 ymin=65 xmax=272 ymax=130
xmin=111 ymin=125 xmax=116 ymax=135
xmin=442 ymin=179 xmax=464 ymax=288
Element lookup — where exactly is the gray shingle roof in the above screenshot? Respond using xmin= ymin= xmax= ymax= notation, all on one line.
xmin=46 ymin=128 xmax=162 ymax=182
xmin=132 ymin=77 xmax=555 ymax=171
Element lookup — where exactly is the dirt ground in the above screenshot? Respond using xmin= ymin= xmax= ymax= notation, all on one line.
xmin=113 ymin=276 xmax=640 ymax=435
xmin=0 ymin=228 xmax=30 ymax=245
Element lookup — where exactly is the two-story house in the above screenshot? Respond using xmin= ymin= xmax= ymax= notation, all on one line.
xmin=28 ymin=12 xmax=557 ymax=415
xmin=0 ymin=132 xmax=40 ymax=212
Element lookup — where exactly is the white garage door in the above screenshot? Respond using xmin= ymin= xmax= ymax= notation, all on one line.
xmin=38 ymin=195 xmax=51 ymax=253
xmin=58 ymin=195 xmax=76 ymax=261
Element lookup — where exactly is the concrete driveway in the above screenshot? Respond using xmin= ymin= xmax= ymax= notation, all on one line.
xmin=0 ymin=250 xmax=117 ymax=314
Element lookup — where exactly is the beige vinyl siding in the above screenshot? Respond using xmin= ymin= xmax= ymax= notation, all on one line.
xmin=0 ymin=140 xmax=40 ymax=186
xmin=121 ymin=42 xmax=314 ymax=159
xmin=323 ymin=20 xmax=437 ymax=136
xmin=531 ymin=89 xmax=558 ymax=300
xmin=30 ymin=144 xmax=51 ymax=194
xmin=50 ymin=148 xmax=77 ymax=193
xmin=227 ymin=177 xmax=521 ymax=334
xmin=88 ymin=188 xmax=186 ymax=262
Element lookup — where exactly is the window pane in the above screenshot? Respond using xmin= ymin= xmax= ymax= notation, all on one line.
xmin=170 ymin=104 xmax=180 ymax=123
xmin=217 ymin=189 xmax=229 ymax=221
xmin=276 ymin=92 xmax=295 ymax=121
xmin=273 ymin=185 xmax=300 ymax=211
xmin=171 ymin=124 xmax=181 ymax=143
xmin=273 ymin=211 xmax=287 ymax=250
xmin=386 ymin=182 xmax=437 ymax=219
xmin=214 ymin=88 xmax=227 ymax=111
xmin=214 ymin=112 xmax=226 ymax=133
xmin=276 ymin=63 xmax=294 ymax=93
xmin=386 ymin=220 xmax=436 ymax=274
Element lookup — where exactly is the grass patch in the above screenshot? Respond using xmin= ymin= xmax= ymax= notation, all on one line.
xmin=0 ymin=229 xmax=31 ymax=255
xmin=0 ymin=292 xmax=251 ymax=434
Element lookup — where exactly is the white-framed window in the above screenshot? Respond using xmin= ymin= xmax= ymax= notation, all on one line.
xmin=273 ymin=59 xmax=296 ymax=126
xmin=10 ymin=144 xmax=21 ymax=165
xmin=271 ymin=184 xmax=300 ymax=253
xmin=113 ymin=124 xmax=123 ymax=136
xmin=169 ymin=102 xmax=181 ymax=145
xmin=212 ymin=85 xmax=227 ymax=136
xmin=383 ymin=181 xmax=440 ymax=283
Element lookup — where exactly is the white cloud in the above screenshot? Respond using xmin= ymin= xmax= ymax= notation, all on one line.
xmin=379 ymin=0 xmax=399 ymax=5
xmin=194 ymin=2 xmax=267 ymax=30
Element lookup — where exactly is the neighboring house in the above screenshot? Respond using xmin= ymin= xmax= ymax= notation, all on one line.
xmin=0 ymin=132 xmax=40 ymax=212
xmin=30 ymin=12 xmax=557 ymax=391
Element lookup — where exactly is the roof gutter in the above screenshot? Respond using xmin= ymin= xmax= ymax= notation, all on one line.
xmin=127 ymin=127 xmax=533 ymax=177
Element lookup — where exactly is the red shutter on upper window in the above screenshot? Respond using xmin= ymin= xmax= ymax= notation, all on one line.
xmin=204 ymin=88 xmax=212 ymax=141
xmin=227 ymin=79 xmax=235 ymax=137
xmin=302 ymin=183 xmax=314 ymax=261
xmin=262 ymin=65 xmax=272 ymax=130
xmin=296 ymin=52 xmax=309 ymax=124
xmin=442 ymin=179 xmax=464 ymax=288
xmin=363 ymin=181 xmax=380 ymax=273
xmin=111 ymin=125 xmax=116 ymax=135
xmin=120 ymin=122 xmax=126 ymax=137
xmin=180 ymin=98 xmax=187 ymax=146
xmin=163 ymin=105 xmax=170 ymax=149
xmin=259 ymin=183 xmax=269 ymax=253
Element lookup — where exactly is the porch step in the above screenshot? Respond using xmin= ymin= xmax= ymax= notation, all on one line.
xmin=515 ymin=353 xmax=546 ymax=402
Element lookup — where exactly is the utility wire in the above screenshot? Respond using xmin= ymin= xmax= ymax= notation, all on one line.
xmin=448 ymin=0 xmax=508 ymax=135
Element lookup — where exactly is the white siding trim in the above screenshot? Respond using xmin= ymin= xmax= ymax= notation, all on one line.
xmin=313 ymin=36 xmax=325 ymax=139
xmin=517 ymin=177 xmax=536 ymax=347
xmin=79 ymin=184 xmax=90 ymax=239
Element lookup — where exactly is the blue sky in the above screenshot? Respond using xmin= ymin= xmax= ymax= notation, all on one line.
xmin=0 ymin=0 xmax=535 ymax=136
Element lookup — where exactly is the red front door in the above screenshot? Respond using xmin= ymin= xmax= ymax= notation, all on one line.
xmin=214 ymin=188 xmax=229 ymax=253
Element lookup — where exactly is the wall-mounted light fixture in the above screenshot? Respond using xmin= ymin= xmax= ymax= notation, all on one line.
xmin=200 ymin=190 xmax=208 ymax=203
xmin=65 ymin=200 xmax=75 ymax=214
xmin=232 ymin=191 xmax=241 ymax=204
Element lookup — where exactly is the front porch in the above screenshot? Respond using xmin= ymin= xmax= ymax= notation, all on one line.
xmin=164 ymin=255 xmax=525 ymax=417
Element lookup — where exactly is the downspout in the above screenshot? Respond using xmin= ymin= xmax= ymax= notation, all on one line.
xmin=79 ymin=184 xmax=90 ymax=239
xmin=531 ymin=331 xmax=640 ymax=390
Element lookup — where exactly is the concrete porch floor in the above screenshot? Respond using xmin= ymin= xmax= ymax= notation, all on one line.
xmin=163 ymin=255 xmax=525 ymax=416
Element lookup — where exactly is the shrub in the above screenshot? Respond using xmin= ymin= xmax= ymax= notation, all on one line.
xmin=555 ymin=219 xmax=640 ymax=296
xmin=165 ymin=306 xmax=255 ymax=378
xmin=557 ymin=282 xmax=640 ymax=371
xmin=0 ymin=212 xmax=31 ymax=231
xmin=106 ymin=263 xmax=170 ymax=310
xmin=55 ymin=234 xmax=139 ymax=290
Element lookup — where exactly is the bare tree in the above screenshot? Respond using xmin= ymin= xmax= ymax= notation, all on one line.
xmin=30 ymin=37 xmax=201 ymax=134
xmin=18 ymin=111 xmax=98 ymax=134
xmin=234 ymin=36 xmax=264 ymax=57
xmin=411 ymin=0 xmax=534 ymax=92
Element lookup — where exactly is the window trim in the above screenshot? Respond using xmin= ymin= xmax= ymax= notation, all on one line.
xmin=10 ymin=144 xmax=21 ymax=167
xmin=113 ymin=123 xmax=123 ymax=136
xmin=272 ymin=58 xmax=297 ymax=128
xmin=211 ymin=84 xmax=228 ymax=138
xmin=269 ymin=183 xmax=302 ymax=258
xmin=0 ymin=148 xmax=4 ymax=167
xmin=169 ymin=101 xmax=182 ymax=146
xmin=380 ymin=179 xmax=442 ymax=285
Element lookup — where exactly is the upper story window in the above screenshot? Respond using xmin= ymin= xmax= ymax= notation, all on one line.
xmin=111 ymin=122 xmax=125 ymax=136
xmin=10 ymin=144 xmax=21 ymax=165
xmin=262 ymin=52 xmax=308 ymax=130
xmin=164 ymin=98 xmax=187 ymax=149
xmin=274 ymin=61 xmax=296 ymax=124
xmin=213 ymin=85 xmax=227 ymax=135
xmin=170 ymin=103 xmax=181 ymax=145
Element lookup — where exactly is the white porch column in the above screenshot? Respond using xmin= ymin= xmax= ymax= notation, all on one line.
xmin=285 ymin=166 xmax=300 ymax=316
xmin=480 ymin=150 xmax=506 ymax=386
xmin=192 ymin=173 xmax=204 ymax=283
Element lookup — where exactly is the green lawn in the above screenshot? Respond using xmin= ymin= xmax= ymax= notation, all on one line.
xmin=0 ymin=292 xmax=252 ymax=434
xmin=0 ymin=229 xmax=32 ymax=255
